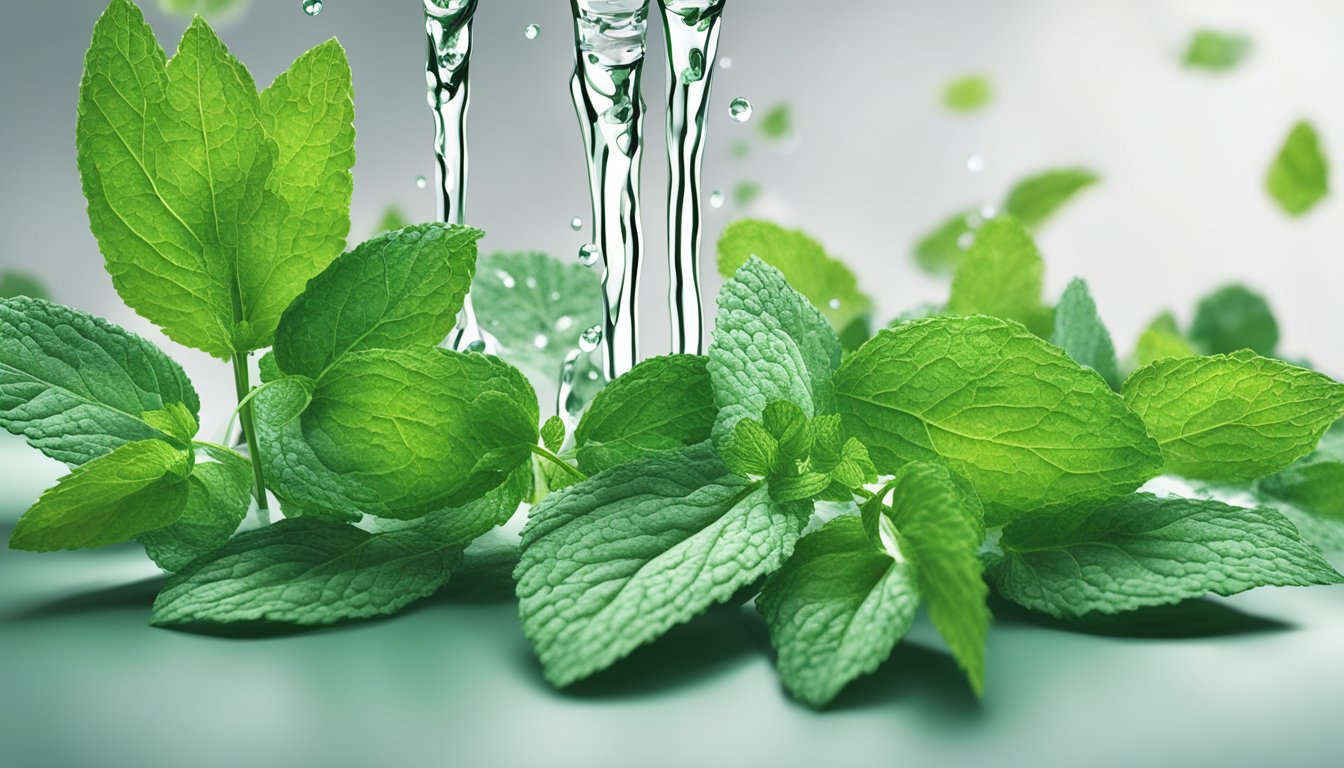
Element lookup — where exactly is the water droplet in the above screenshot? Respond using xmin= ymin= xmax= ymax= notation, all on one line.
xmin=466 ymin=340 xmax=487 ymax=353
xmin=532 ymin=334 xmax=550 ymax=350
xmin=415 ymin=175 xmax=428 ymax=188
xmin=964 ymin=212 xmax=984 ymax=229
xmin=828 ymin=298 xmax=841 ymax=310
xmin=494 ymin=269 xmax=516 ymax=289
xmin=965 ymin=153 xmax=985 ymax=173
xmin=587 ymin=370 xmax=600 ymax=381
xmin=570 ymin=216 xmax=584 ymax=231
xmin=709 ymin=190 xmax=725 ymax=209
xmin=555 ymin=315 xmax=575 ymax=332
xmin=680 ymin=48 xmax=705 ymax=84
xmin=524 ymin=24 xmax=541 ymax=40
xmin=578 ymin=243 xmax=601 ymax=268
xmin=525 ymin=276 xmax=538 ymax=289
xmin=729 ymin=97 xmax=753 ymax=122
xmin=957 ymin=232 xmax=976 ymax=250
xmin=579 ymin=325 xmax=602 ymax=352
xmin=302 ymin=0 xmax=323 ymax=16
xmin=980 ymin=204 xmax=997 ymax=219
xmin=719 ymin=56 xmax=733 ymax=70
xmin=549 ymin=291 xmax=561 ymax=302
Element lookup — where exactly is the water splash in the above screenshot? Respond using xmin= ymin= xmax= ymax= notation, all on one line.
xmin=658 ymin=0 xmax=726 ymax=355
xmin=425 ymin=0 xmax=493 ymax=352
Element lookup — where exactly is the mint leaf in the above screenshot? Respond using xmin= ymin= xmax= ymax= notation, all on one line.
xmin=1189 ymin=284 xmax=1278 ymax=356
xmin=1256 ymin=425 xmax=1344 ymax=522
xmin=720 ymin=417 xmax=777 ymax=477
xmin=868 ymin=462 xmax=989 ymax=694
xmin=540 ymin=415 xmax=566 ymax=454
xmin=1183 ymin=30 xmax=1252 ymax=71
xmin=942 ymin=74 xmax=993 ymax=114
xmin=140 ymin=456 xmax=252 ymax=572
xmin=1135 ymin=311 xmax=1195 ymax=366
xmin=709 ymin=257 xmax=842 ymax=449
xmin=836 ymin=316 xmax=1162 ymax=524
xmin=759 ymin=103 xmax=793 ymax=140
xmin=10 ymin=440 xmax=191 ymax=552
xmin=375 ymin=207 xmax=410 ymax=235
xmin=515 ymin=443 xmax=811 ymax=687
xmin=913 ymin=208 xmax=979 ymax=275
xmin=273 ymin=224 xmax=483 ymax=378
xmin=947 ymin=217 xmax=1054 ymax=337
xmin=717 ymin=221 xmax=874 ymax=340
xmin=1003 ymin=169 xmax=1099 ymax=231
xmin=756 ymin=516 xmax=919 ymax=708
xmin=989 ymin=494 xmax=1343 ymax=618
xmin=0 ymin=271 xmax=50 ymax=301
xmin=574 ymin=354 xmax=715 ymax=474
xmin=1051 ymin=278 xmax=1121 ymax=390
xmin=1266 ymin=121 xmax=1329 ymax=217
xmin=1123 ymin=352 xmax=1344 ymax=481
xmin=0 ymin=297 xmax=200 ymax=465
xmin=471 ymin=251 xmax=603 ymax=381
xmin=158 ymin=0 xmax=248 ymax=20
xmin=256 ymin=349 xmax=539 ymax=519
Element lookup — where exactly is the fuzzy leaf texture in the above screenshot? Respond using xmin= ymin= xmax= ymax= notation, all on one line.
xmin=835 ymin=316 xmax=1163 ymax=524
xmin=1051 ymin=278 xmax=1121 ymax=390
xmin=0 ymin=297 xmax=200 ymax=465
xmin=1123 ymin=352 xmax=1344 ymax=481
xmin=515 ymin=443 xmax=811 ymax=687
xmin=989 ymin=494 xmax=1343 ymax=618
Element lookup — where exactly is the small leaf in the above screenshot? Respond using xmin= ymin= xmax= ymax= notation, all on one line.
xmin=1051 ymin=278 xmax=1121 ymax=390
xmin=1189 ymin=284 xmax=1278 ymax=357
xmin=1135 ymin=311 xmax=1195 ymax=366
xmin=942 ymin=74 xmax=993 ymax=114
xmin=540 ymin=415 xmax=566 ymax=454
xmin=948 ymin=217 xmax=1054 ymax=338
xmin=0 ymin=271 xmax=50 ymax=301
xmin=1183 ymin=29 xmax=1252 ymax=72
xmin=140 ymin=457 xmax=253 ymax=572
xmin=1266 ymin=121 xmax=1329 ymax=217
xmin=1256 ymin=425 xmax=1344 ymax=522
xmin=758 ymin=103 xmax=793 ymax=140
xmin=912 ymin=208 xmax=979 ymax=275
xmin=721 ymin=418 xmax=778 ymax=478
xmin=1002 ymin=169 xmax=1100 ymax=231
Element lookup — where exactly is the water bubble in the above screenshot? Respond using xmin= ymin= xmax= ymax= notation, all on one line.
xmin=549 ymin=291 xmax=562 ymax=302
xmin=709 ymin=190 xmax=725 ymax=209
xmin=587 ymin=370 xmax=600 ymax=381
xmin=965 ymin=153 xmax=985 ymax=173
xmin=555 ymin=315 xmax=575 ymax=332
xmin=729 ymin=97 xmax=753 ymax=122
xmin=980 ymin=204 xmax=997 ymax=220
xmin=466 ymin=340 xmax=487 ymax=353
xmin=525 ymin=276 xmax=538 ymax=289
xmin=494 ymin=269 xmax=516 ymax=289
xmin=964 ymin=212 xmax=984 ymax=229
xmin=956 ymin=232 xmax=976 ymax=250
xmin=579 ymin=325 xmax=602 ymax=352
xmin=532 ymin=334 xmax=550 ymax=350
xmin=302 ymin=0 xmax=323 ymax=16
xmin=524 ymin=24 xmax=541 ymax=40
xmin=570 ymin=216 xmax=584 ymax=231
xmin=578 ymin=243 xmax=601 ymax=268
xmin=719 ymin=56 xmax=733 ymax=70
xmin=828 ymin=298 xmax=841 ymax=310
xmin=415 ymin=175 xmax=428 ymax=188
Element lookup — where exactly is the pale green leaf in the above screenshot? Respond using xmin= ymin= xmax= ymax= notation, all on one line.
xmin=942 ymin=74 xmax=993 ymax=113
xmin=912 ymin=208 xmax=978 ymax=275
xmin=1003 ymin=169 xmax=1099 ymax=232
xmin=1183 ymin=29 xmax=1252 ymax=71
xmin=947 ymin=217 xmax=1054 ymax=337
xmin=1051 ymin=278 xmax=1121 ymax=389
xmin=140 ymin=457 xmax=253 ymax=572
xmin=1267 ymin=121 xmax=1329 ymax=217
xmin=1135 ymin=311 xmax=1195 ymax=366
xmin=540 ymin=415 xmax=566 ymax=454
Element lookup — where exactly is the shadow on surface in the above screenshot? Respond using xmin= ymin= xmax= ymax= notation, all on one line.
xmin=826 ymin=642 xmax=983 ymax=718
xmin=518 ymin=604 xmax=759 ymax=701
xmin=989 ymin=595 xmax=1292 ymax=638
xmin=5 ymin=575 xmax=163 ymax=621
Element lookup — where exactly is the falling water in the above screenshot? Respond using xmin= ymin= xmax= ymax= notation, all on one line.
xmin=425 ymin=0 xmax=491 ymax=352
xmin=568 ymin=0 xmax=652 ymax=379
xmin=659 ymin=0 xmax=725 ymax=355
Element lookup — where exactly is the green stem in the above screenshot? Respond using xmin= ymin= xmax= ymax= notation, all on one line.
xmin=232 ymin=353 xmax=270 ymax=520
xmin=530 ymin=444 xmax=588 ymax=484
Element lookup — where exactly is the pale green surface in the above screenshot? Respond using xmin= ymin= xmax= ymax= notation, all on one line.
xmin=3 ymin=436 xmax=1344 ymax=767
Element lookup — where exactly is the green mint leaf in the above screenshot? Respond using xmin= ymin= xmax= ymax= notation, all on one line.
xmin=573 ymin=354 xmax=715 ymax=474
xmin=374 ymin=206 xmax=410 ymax=235
xmin=734 ymin=181 xmax=762 ymax=207
xmin=717 ymin=221 xmax=874 ymax=340
xmin=1135 ymin=311 xmax=1195 ymax=366
xmin=947 ymin=217 xmax=1054 ymax=337
xmin=249 ymin=38 xmax=356 ymax=351
xmin=1255 ymin=424 xmax=1344 ymax=522
xmin=1183 ymin=29 xmax=1252 ymax=71
xmin=1189 ymin=284 xmax=1278 ymax=356
xmin=471 ymin=251 xmax=603 ymax=381
xmin=140 ymin=457 xmax=252 ymax=572
xmin=0 ymin=297 xmax=200 ymax=465
xmin=1276 ymin=503 xmax=1344 ymax=554
xmin=10 ymin=440 xmax=192 ymax=552
xmin=942 ymin=74 xmax=993 ymax=113
xmin=158 ymin=0 xmax=248 ymax=20
xmin=515 ymin=443 xmax=811 ymax=687
xmin=540 ymin=415 xmax=566 ymax=454
xmin=769 ymin=472 xmax=833 ymax=502
xmin=756 ymin=516 xmax=919 ymax=708
xmin=1002 ymin=169 xmax=1099 ymax=231
xmin=762 ymin=399 xmax=812 ymax=464
xmin=1051 ymin=278 xmax=1121 ymax=390
xmin=709 ymin=257 xmax=842 ymax=450
xmin=759 ymin=103 xmax=793 ymax=140
xmin=720 ymin=418 xmax=777 ymax=477
xmin=256 ymin=349 xmax=539 ymax=519
xmin=913 ymin=208 xmax=979 ymax=275
xmin=1266 ymin=121 xmax=1329 ymax=217
xmin=989 ymin=494 xmax=1343 ymax=618
xmin=1123 ymin=352 xmax=1344 ymax=481
xmin=365 ymin=462 xmax=531 ymax=543
xmin=836 ymin=316 xmax=1162 ymax=524
xmin=273 ymin=223 xmax=483 ymax=378
xmin=77 ymin=7 xmax=273 ymax=358
xmin=0 ymin=271 xmax=50 ymax=301
xmin=873 ymin=462 xmax=989 ymax=694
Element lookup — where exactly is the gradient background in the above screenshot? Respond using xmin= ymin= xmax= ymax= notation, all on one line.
xmin=1 ymin=1 xmax=1342 ymax=766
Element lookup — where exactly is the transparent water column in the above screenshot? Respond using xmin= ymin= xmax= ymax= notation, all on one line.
xmin=659 ymin=0 xmax=725 ymax=355
xmin=569 ymin=0 xmax=652 ymax=379
xmin=425 ymin=0 xmax=489 ymax=351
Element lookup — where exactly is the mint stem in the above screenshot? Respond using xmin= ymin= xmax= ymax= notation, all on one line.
xmin=530 ymin=444 xmax=588 ymax=484
xmin=232 ymin=353 xmax=271 ymax=522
